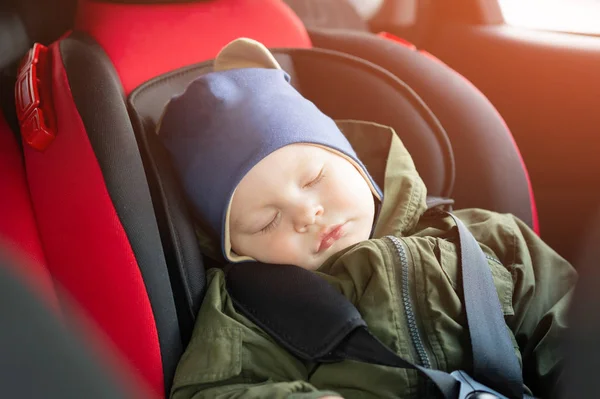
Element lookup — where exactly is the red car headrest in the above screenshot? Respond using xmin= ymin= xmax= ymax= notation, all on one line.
xmin=75 ymin=0 xmax=311 ymax=94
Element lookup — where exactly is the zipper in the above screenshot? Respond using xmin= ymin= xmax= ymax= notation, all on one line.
xmin=486 ymin=255 xmax=504 ymax=266
xmin=386 ymin=235 xmax=432 ymax=369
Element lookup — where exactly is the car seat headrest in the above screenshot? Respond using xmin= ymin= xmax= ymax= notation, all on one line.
xmin=74 ymin=0 xmax=312 ymax=95
xmin=127 ymin=47 xmax=455 ymax=316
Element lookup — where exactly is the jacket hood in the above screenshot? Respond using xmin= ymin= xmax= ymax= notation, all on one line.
xmin=336 ymin=120 xmax=428 ymax=238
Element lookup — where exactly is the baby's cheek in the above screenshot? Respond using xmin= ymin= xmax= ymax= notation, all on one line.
xmin=342 ymin=193 xmax=364 ymax=209
xmin=333 ymin=180 xmax=367 ymax=208
xmin=254 ymin=236 xmax=303 ymax=265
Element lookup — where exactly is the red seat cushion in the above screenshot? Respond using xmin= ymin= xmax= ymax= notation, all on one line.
xmin=75 ymin=0 xmax=311 ymax=95
xmin=22 ymin=42 xmax=163 ymax=395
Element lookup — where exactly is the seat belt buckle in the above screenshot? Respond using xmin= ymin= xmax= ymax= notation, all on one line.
xmin=451 ymin=370 xmax=510 ymax=399
xmin=15 ymin=43 xmax=56 ymax=152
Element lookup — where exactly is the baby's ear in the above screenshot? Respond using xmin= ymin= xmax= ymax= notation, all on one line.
xmin=214 ymin=38 xmax=282 ymax=72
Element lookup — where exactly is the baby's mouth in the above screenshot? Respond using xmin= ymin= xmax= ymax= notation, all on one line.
xmin=317 ymin=223 xmax=346 ymax=253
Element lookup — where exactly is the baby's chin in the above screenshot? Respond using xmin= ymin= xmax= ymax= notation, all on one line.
xmin=305 ymin=233 xmax=370 ymax=270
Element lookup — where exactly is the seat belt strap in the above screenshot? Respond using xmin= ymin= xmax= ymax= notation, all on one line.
xmin=449 ymin=214 xmax=523 ymax=398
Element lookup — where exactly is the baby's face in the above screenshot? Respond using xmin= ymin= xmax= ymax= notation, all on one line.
xmin=229 ymin=144 xmax=375 ymax=270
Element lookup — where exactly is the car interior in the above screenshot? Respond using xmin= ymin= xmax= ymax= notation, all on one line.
xmin=0 ymin=0 xmax=599 ymax=397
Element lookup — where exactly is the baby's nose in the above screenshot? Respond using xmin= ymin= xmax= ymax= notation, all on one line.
xmin=293 ymin=204 xmax=324 ymax=233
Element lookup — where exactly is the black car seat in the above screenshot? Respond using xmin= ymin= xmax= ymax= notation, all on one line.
xmin=11 ymin=0 xmax=311 ymax=397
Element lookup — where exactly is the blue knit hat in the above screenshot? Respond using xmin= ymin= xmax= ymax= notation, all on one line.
xmin=158 ymin=38 xmax=382 ymax=262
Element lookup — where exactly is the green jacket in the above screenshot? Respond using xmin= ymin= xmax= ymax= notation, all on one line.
xmin=171 ymin=121 xmax=577 ymax=399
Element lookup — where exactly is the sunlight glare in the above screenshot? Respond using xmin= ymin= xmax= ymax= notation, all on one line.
xmin=499 ymin=0 xmax=600 ymax=34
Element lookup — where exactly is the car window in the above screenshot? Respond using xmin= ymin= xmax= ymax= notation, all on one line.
xmin=498 ymin=0 xmax=600 ymax=35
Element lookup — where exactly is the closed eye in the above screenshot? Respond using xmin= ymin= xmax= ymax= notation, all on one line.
xmin=258 ymin=212 xmax=280 ymax=234
xmin=304 ymin=167 xmax=325 ymax=189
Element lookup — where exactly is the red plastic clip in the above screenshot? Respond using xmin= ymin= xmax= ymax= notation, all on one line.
xmin=377 ymin=32 xmax=417 ymax=51
xmin=15 ymin=43 xmax=56 ymax=151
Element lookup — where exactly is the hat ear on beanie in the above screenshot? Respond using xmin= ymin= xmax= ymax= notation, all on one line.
xmin=214 ymin=38 xmax=283 ymax=72
xmin=156 ymin=38 xmax=282 ymax=135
